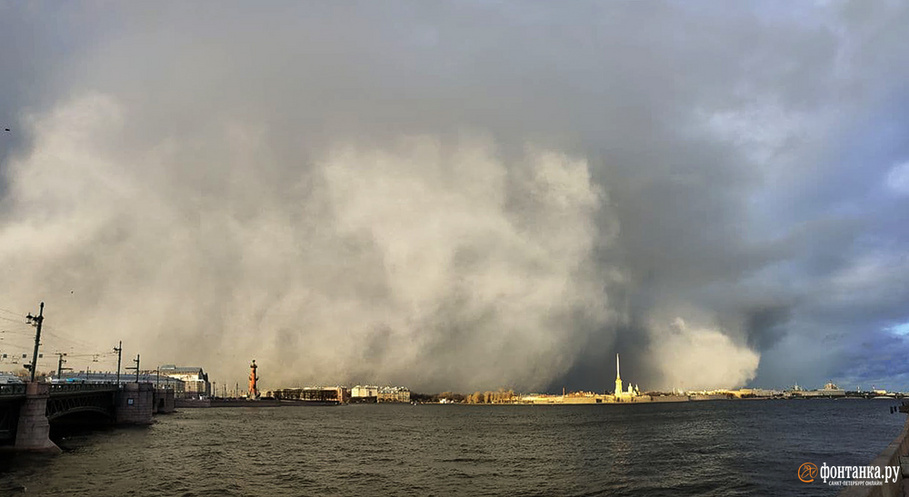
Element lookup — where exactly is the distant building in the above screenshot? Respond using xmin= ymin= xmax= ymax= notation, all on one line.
xmin=613 ymin=354 xmax=639 ymax=402
xmin=517 ymin=392 xmax=607 ymax=404
xmin=784 ymin=381 xmax=847 ymax=398
xmin=351 ymin=385 xmax=378 ymax=403
xmin=159 ymin=365 xmax=210 ymax=399
xmin=272 ymin=386 xmax=349 ymax=404
xmin=377 ymin=386 xmax=410 ymax=403
xmin=729 ymin=388 xmax=779 ymax=398
xmin=817 ymin=382 xmax=846 ymax=397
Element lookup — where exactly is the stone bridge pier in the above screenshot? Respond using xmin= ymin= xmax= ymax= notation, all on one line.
xmin=154 ymin=387 xmax=176 ymax=414
xmin=3 ymin=381 xmax=163 ymax=453
xmin=115 ymin=383 xmax=155 ymax=425
xmin=15 ymin=382 xmax=61 ymax=453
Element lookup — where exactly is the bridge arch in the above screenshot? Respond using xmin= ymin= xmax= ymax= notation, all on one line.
xmin=45 ymin=389 xmax=117 ymax=423
xmin=47 ymin=405 xmax=114 ymax=422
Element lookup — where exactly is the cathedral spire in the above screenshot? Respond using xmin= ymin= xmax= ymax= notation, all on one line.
xmin=615 ymin=353 xmax=624 ymax=398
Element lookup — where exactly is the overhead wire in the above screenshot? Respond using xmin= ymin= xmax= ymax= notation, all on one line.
xmin=0 ymin=306 xmax=135 ymax=376
xmin=0 ymin=307 xmax=26 ymax=318
xmin=0 ymin=315 xmax=32 ymax=327
xmin=0 ymin=326 xmax=118 ymax=375
xmin=42 ymin=323 xmax=102 ymax=349
xmin=1 ymin=305 xmax=109 ymax=350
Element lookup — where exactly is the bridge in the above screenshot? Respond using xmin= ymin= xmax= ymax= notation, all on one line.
xmin=0 ymin=381 xmax=175 ymax=452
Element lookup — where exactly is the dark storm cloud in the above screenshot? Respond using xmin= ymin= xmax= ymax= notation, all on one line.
xmin=1 ymin=1 xmax=908 ymax=391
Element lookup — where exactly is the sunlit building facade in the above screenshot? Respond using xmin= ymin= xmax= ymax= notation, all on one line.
xmin=377 ymin=386 xmax=410 ymax=403
xmin=159 ymin=365 xmax=210 ymax=399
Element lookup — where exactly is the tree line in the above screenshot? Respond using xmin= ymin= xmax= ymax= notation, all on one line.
xmin=410 ymin=389 xmax=516 ymax=404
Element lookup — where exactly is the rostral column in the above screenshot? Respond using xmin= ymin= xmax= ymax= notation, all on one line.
xmin=248 ymin=360 xmax=259 ymax=399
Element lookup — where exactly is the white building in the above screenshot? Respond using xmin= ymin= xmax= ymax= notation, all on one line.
xmin=159 ymin=365 xmax=210 ymax=398
xmin=351 ymin=385 xmax=379 ymax=398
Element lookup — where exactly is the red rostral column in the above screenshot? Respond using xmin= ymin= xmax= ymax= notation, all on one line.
xmin=248 ymin=360 xmax=259 ymax=399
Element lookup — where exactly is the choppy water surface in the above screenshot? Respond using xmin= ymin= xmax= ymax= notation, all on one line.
xmin=0 ymin=399 xmax=904 ymax=496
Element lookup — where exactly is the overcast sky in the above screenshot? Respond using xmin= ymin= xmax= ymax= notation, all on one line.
xmin=1 ymin=1 xmax=908 ymax=392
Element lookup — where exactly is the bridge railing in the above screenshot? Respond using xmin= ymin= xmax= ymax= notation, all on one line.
xmin=49 ymin=383 xmax=119 ymax=394
xmin=1 ymin=382 xmax=166 ymax=397
xmin=0 ymin=384 xmax=27 ymax=396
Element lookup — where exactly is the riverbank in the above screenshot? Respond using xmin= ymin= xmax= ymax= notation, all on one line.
xmin=175 ymin=398 xmax=339 ymax=408
xmin=839 ymin=414 xmax=909 ymax=497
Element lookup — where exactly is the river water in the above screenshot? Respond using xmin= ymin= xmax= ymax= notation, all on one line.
xmin=0 ymin=399 xmax=904 ymax=496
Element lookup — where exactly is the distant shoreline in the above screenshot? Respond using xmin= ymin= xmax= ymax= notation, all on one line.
xmin=173 ymin=395 xmax=900 ymax=408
